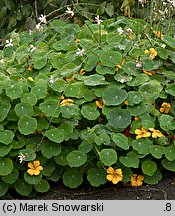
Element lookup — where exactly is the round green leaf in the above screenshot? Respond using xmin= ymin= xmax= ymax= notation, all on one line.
xmin=2 ymin=169 xmax=19 ymax=184
xmin=0 ymin=182 xmax=8 ymax=197
xmin=20 ymin=92 xmax=37 ymax=106
xmin=24 ymin=172 xmax=42 ymax=185
xmin=31 ymin=85 xmax=47 ymax=99
xmin=53 ymin=39 xmax=69 ymax=51
xmin=144 ymin=170 xmax=162 ymax=185
xmin=106 ymin=108 xmax=131 ymax=130
xmin=0 ymin=130 xmax=14 ymax=145
xmin=0 ymin=158 xmax=13 ymax=176
xmin=142 ymin=119 xmax=155 ymax=129
xmin=127 ymin=102 xmax=146 ymax=116
xmin=64 ymin=82 xmax=87 ymax=99
xmin=0 ymin=102 xmax=11 ymax=122
xmin=164 ymin=145 xmax=175 ymax=161
xmin=45 ymin=128 xmax=64 ymax=143
xmin=126 ymin=91 xmax=144 ymax=106
xmin=0 ymin=144 xmax=12 ymax=157
xmin=34 ymin=57 xmax=47 ymax=69
xmin=119 ymin=152 xmax=139 ymax=168
xmin=159 ymin=114 xmax=174 ymax=131
xmin=18 ymin=116 xmax=37 ymax=135
xmin=162 ymin=35 xmax=175 ymax=48
xmin=34 ymin=179 xmax=50 ymax=193
xmin=95 ymin=133 xmax=110 ymax=146
xmin=42 ymin=160 xmax=56 ymax=177
xmin=165 ymin=84 xmax=175 ymax=96
xmin=162 ymin=159 xmax=175 ymax=171
xmin=99 ymin=149 xmax=117 ymax=166
xmin=61 ymin=105 xmax=80 ymax=118
xmin=132 ymin=138 xmax=152 ymax=155
xmin=87 ymin=168 xmax=107 ymax=187
xmin=67 ymin=150 xmax=87 ymax=167
xmin=139 ymin=80 xmax=162 ymax=100
xmin=15 ymin=179 xmax=33 ymax=196
xmin=83 ymin=74 xmax=109 ymax=86
xmin=41 ymin=141 xmax=61 ymax=159
xmin=96 ymin=65 xmax=115 ymax=75
xmin=14 ymin=103 xmax=33 ymax=117
xmin=141 ymin=160 xmax=157 ymax=176
xmin=100 ymin=50 xmax=122 ymax=67
xmin=62 ymin=168 xmax=83 ymax=188
xmin=112 ymin=133 xmax=129 ymax=150
xmin=81 ymin=103 xmax=100 ymax=120
xmin=6 ymin=83 xmax=23 ymax=99
xmin=102 ymin=86 xmax=127 ymax=106
xmin=78 ymin=141 xmax=93 ymax=153
xmin=39 ymin=99 xmax=61 ymax=118
xmin=149 ymin=145 xmax=164 ymax=159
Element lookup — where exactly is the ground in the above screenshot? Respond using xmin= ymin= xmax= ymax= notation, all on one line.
xmin=2 ymin=170 xmax=175 ymax=200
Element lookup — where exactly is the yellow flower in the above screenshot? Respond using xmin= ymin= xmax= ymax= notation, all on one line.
xmin=134 ymin=127 xmax=151 ymax=139
xmin=144 ymin=48 xmax=157 ymax=60
xmin=95 ymin=98 xmax=105 ymax=109
xmin=143 ymin=69 xmax=155 ymax=76
xmin=27 ymin=161 xmax=43 ymax=176
xmin=27 ymin=76 xmax=34 ymax=81
xmin=106 ymin=167 xmax=123 ymax=184
xmin=60 ymin=98 xmax=74 ymax=106
xmin=130 ymin=174 xmax=144 ymax=187
xmin=153 ymin=31 xmax=163 ymax=39
xmin=149 ymin=128 xmax=163 ymax=138
xmin=160 ymin=102 xmax=171 ymax=114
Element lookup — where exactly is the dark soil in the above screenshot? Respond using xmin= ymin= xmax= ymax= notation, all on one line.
xmin=2 ymin=171 xmax=175 ymax=200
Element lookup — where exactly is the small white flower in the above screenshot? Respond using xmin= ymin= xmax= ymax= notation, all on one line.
xmin=38 ymin=14 xmax=47 ymax=24
xmin=119 ymin=76 xmax=126 ymax=83
xmin=35 ymin=22 xmax=43 ymax=31
xmin=0 ymin=58 xmax=4 ymax=64
xmin=18 ymin=153 xmax=26 ymax=163
xmin=94 ymin=15 xmax=102 ymax=24
xmin=5 ymin=39 xmax=13 ymax=47
xmin=49 ymin=75 xmax=57 ymax=84
xmin=126 ymin=28 xmax=133 ymax=33
xmin=65 ymin=6 xmax=74 ymax=17
xmin=161 ymin=44 xmax=166 ymax=48
xmin=76 ymin=48 xmax=85 ymax=56
xmin=136 ymin=60 xmax=142 ymax=68
xmin=117 ymin=27 xmax=124 ymax=35
xmin=29 ymin=44 xmax=36 ymax=52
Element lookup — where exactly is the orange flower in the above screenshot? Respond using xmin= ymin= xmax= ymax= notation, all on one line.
xmin=124 ymin=100 xmax=129 ymax=106
xmin=149 ymin=128 xmax=163 ymax=138
xmin=79 ymin=69 xmax=85 ymax=75
xmin=153 ymin=31 xmax=163 ymax=39
xmin=160 ymin=102 xmax=171 ymax=114
xmin=134 ymin=116 xmax=140 ymax=121
xmin=130 ymin=174 xmax=144 ymax=187
xmin=27 ymin=161 xmax=43 ymax=176
xmin=60 ymin=98 xmax=74 ymax=106
xmin=95 ymin=98 xmax=105 ymax=109
xmin=28 ymin=65 xmax=33 ymax=71
xmin=134 ymin=127 xmax=151 ymax=139
xmin=106 ymin=167 xmax=123 ymax=184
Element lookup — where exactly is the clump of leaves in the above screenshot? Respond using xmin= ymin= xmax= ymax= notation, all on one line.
xmin=0 ymin=14 xmax=175 ymax=197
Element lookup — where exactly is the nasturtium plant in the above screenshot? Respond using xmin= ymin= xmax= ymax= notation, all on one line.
xmin=0 ymin=12 xmax=174 ymax=197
